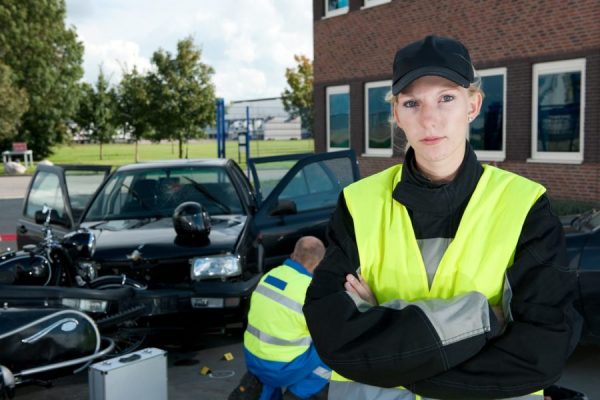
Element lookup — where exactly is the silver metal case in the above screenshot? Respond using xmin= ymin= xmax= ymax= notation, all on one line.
xmin=88 ymin=347 xmax=167 ymax=400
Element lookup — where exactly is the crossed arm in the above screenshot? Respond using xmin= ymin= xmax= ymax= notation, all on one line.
xmin=304 ymin=195 xmax=581 ymax=399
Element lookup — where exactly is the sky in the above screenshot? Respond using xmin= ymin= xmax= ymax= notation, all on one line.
xmin=64 ymin=0 xmax=313 ymax=102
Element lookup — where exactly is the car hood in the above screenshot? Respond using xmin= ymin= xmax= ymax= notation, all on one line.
xmin=80 ymin=215 xmax=247 ymax=263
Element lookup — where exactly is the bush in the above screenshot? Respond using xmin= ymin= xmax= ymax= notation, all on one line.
xmin=549 ymin=198 xmax=600 ymax=216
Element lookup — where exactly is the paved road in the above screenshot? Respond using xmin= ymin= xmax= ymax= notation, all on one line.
xmin=0 ymin=175 xmax=31 ymax=199
xmin=0 ymin=175 xmax=30 ymax=250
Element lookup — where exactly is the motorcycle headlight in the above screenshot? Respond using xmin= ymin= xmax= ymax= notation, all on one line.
xmin=61 ymin=298 xmax=108 ymax=313
xmin=191 ymin=255 xmax=241 ymax=281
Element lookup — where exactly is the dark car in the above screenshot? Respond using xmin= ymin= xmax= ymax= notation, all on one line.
xmin=15 ymin=151 xmax=359 ymax=328
xmin=564 ymin=209 xmax=600 ymax=345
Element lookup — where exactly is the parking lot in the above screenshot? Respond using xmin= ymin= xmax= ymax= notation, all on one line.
xmin=1 ymin=175 xmax=599 ymax=399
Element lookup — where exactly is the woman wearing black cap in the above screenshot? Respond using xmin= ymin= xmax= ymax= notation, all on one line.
xmin=303 ymin=35 xmax=581 ymax=399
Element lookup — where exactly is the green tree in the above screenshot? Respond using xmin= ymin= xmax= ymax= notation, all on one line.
xmin=0 ymin=61 xmax=29 ymax=145
xmin=116 ymin=67 xmax=153 ymax=162
xmin=281 ymin=54 xmax=313 ymax=134
xmin=75 ymin=70 xmax=117 ymax=160
xmin=147 ymin=37 xmax=216 ymax=158
xmin=0 ymin=0 xmax=84 ymax=158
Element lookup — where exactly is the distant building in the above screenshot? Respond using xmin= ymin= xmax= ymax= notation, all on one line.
xmin=262 ymin=116 xmax=301 ymax=140
xmin=225 ymin=97 xmax=301 ymax=140
xmin=312 ymin=0 xmax=600 ymax=202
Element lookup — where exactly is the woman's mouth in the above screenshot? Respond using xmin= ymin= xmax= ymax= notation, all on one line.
xmin=421 ymin=136 xmax=444 ymax=145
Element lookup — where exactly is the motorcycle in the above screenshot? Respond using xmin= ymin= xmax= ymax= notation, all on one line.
xmin=0 ymin=205 xmax=147 ymax=289
xmin=0 ymin=206 xmax=148 ymax=378
xmin=0 ymin=306 xmax=116 ymax=399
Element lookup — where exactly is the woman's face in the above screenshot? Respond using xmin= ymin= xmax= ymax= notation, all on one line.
xmin=393 ymin=75 xmax=482 ymax=178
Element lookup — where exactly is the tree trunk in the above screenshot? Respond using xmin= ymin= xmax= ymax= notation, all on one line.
xmin=178 ymin=137 xmax=183 ymax=159
xmin=134 ymin=140 xmax=139 ymax=163
xmin=99 ymin=141 xmax=103 ymax=160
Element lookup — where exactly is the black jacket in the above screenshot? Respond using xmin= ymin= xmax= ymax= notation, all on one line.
xmin=304 ymin=143 xmax=582 ymax=399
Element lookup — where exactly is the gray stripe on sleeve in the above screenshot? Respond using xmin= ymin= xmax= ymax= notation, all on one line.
xmin=502 ymin=273 xmax=514 ymax=324
xmin=382 ymin=292 xmax=491 ymax=345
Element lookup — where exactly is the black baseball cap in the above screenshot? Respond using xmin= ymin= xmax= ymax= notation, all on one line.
xmin=392 ymin=35 xmax=474 ymax=95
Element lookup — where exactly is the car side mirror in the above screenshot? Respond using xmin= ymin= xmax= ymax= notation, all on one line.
xmin=269 ymin=199 xmax=297 ymax=217
xmin=34 ymin=209 xmax=66 ymax=226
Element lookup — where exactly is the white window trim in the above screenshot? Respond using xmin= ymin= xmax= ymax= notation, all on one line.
xmin=326 ymin=85 xmax=351 ymax=152
xmin=364 ymin=80 xmax=393 ymax=156
xmin=472 ymin=67 xmax=507 ymax=162
xmin=324 ymin=0 xmax=349 ymax=18
xmin=529 ymin=58 xmax=586 ymax=164
xmin=361 ymin=0 xmax=391 ymax=9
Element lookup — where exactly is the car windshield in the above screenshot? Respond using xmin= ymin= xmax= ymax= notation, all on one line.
xmin=84 ymin=166 xmax=244 ymax=221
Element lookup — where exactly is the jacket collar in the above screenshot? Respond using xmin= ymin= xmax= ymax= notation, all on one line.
xmin=284 ymin=258 xmax=312 ymax=277
xmin=392 ymin=141 xmax=483 ymax=216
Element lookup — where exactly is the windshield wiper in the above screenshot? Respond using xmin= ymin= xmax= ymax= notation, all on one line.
xmin=181 ymin=176 xmax=231 ymax=214
xmin=129 ymin=215 xmax=164 ymax=229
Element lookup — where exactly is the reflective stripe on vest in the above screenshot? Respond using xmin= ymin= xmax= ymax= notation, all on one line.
xmin=329 ymin=381 xmax=544 ymax=399
xmin=330 ymin=164 xmax=545 ymax=399
xmin=244 ymin=265 xmax=312 ymax=363
xmin=246 ymin=323 xmax=312 ymax=346
xmin=253 ymin=284 xmax=304 ymax=314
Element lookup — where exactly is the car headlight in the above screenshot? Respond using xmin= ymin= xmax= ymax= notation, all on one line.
xmin=191 ymin=255 xmax=241 ymax=281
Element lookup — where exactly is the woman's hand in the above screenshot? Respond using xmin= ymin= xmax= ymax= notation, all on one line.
xmin=345 ymin=273 xmax=378 ymax=306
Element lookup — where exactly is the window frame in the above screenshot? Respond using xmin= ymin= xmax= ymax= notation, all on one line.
xmin=324 ymin=0 xmax=349 ymax=18
xmin=326 ymin=85 xmax=351 ymax=151
xmin=364 ymin=80 xmax=393 ymax=156
xmin=471 ymin=67 xmax=507 ymax=162
xmin=361 ymin=0 xmax=391 ymax=9
xmin=529 ymin=58 xmax=586 ymax=164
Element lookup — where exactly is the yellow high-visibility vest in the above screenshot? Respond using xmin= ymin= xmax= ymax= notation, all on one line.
xmin=330 ymin=164 xmax=545 ymax=400
xmin=244 ymin=263 xmax=312 ymax=362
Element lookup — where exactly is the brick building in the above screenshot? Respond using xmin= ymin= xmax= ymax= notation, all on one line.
xmin=312 ymin=0 xmax=600 ymax=201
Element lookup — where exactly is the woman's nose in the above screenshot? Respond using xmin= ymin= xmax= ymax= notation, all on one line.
xmin=418 ymin=103 xmax=437 ymax=126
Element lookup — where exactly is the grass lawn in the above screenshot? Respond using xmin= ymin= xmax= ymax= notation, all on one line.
xmin=0 ymin=139 xmax=315 ymax=174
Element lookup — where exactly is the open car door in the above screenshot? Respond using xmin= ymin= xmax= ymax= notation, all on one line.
xmin=248 ymin=150 xmax=360 ymax=270
xmin=16 ymin=165 xmax=111 ymax=249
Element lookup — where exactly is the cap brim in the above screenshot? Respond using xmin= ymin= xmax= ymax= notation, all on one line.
xmin=392 ymin=66 xmax=471 ymax=95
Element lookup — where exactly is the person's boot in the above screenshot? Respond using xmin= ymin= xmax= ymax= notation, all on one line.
xmin=228 ymin=372 xmax=263 ymax=400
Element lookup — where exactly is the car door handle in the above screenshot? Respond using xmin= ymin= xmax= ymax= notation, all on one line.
xmin=17 ymin=225 xmax=27 ymax=234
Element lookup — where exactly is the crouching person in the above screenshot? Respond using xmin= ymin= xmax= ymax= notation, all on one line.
xmin=240 ymin=236 xmax=330 ymax=400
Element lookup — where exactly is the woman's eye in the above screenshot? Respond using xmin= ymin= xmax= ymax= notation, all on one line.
xmin=403 ymin=100 xmax=417 ymax=108
xmin=441 ymin=94 xmax=455 ymax=102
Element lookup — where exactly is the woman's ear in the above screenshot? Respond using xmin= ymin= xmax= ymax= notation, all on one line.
xmin=468 ymin=91 xmax=483 ymax=121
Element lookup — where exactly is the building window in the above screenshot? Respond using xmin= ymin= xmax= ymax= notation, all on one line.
xmin=362 ymin=0 xmax=391 ymax=9
xmin=531 ymin=58 xmax=585 ymax=163
xmin=365 ymin=81 xmax=392 ymax=156
xmin=326 ymin=85 xmax=350 ymax=150
xmin=324 ymin=0 xmax=348 ymax=18
xmin=469 ymin=68 xmax=506 ymax=162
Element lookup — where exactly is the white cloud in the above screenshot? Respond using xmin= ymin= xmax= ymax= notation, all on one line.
xmin=81 ymin=38 xmax=152 ymax=85
xmin=65 ymin=0 xmax=313 ymax=101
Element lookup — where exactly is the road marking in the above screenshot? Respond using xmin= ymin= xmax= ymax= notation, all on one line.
xmin=0 ymin=233 xmax=16 ymax=242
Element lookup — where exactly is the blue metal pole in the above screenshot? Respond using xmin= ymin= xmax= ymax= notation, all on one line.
xmin=216 ymin=98 xmax=225 ymax=158
xmin=246 ymin=106 xmax=251 ymax=175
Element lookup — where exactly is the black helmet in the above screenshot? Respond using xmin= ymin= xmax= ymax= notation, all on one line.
xmin=172 ymin=202 xmax=211 ymax=237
